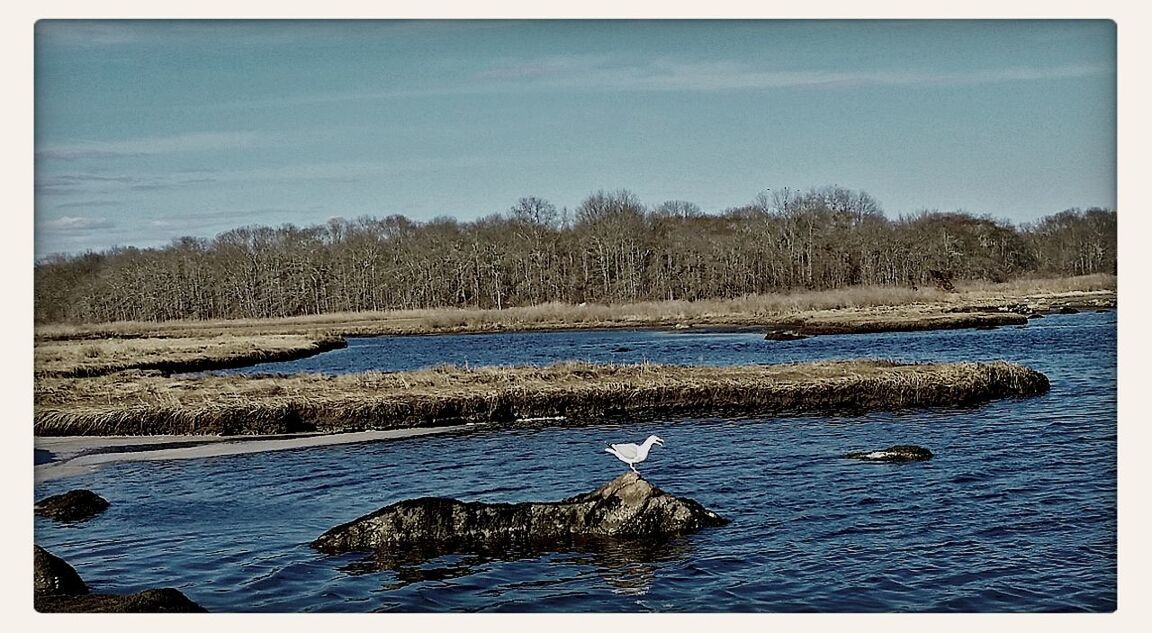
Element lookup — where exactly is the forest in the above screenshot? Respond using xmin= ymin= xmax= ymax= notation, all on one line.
xmin=34 ymin=186 xmax=1117 ymax=324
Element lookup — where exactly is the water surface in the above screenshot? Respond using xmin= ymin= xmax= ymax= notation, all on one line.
xmin=36 ymin=312 xmax=1116 ymax=612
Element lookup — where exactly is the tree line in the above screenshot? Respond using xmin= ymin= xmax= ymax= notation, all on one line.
xmin=34 ymin=186 xmax=1117 ymax=324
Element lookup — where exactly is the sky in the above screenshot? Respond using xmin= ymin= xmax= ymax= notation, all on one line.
xmin=33 ymin=19 xmax=1116 ymax=256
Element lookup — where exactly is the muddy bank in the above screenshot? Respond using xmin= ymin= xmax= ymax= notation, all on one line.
xmin=35 ymin=425 xmax=477 ymax=481
xmin=35 ymin=360 xmax=1050 ymax=437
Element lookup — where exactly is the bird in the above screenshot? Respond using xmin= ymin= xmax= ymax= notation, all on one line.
xmin=605 ymin=435 xmax=664 ymax=474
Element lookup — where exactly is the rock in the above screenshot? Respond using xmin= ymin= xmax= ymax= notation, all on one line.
xmin=35 ymin=489 xmax=109 ymax=522
xmin=764 ymin=329 xmax=809 ymax=341
xmin=34 ymin=545 xmax=88 ymax=597
xmin=37 ymin=588 xmax=207 ymax=613
xmin=1056 ymin=306 xmax=1080 ymax=314
xmin=612 ymin=346 xmax=634 ymax=353
xmin=844 ymin=445 xmax=934 ymax=462
xmin=33 ymin=545 xmax=206 ymax=613
xmin=312 ymin=472 xmax=728 ymax=557
xmin=673 ymin=323 xmax=691 ymax=330
xmin=1027 ymin=313 xmax=1045 ymax=319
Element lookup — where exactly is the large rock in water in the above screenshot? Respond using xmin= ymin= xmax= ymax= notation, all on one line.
xmin=33 ymin=545 xmax=205 ymax=613
xmin=312 ymin=472 xmax=728 ymax=556
xmin=34 ymin=545 xmax=88 ymax=597
xmin=35 ymin=489 xmax=109 ymax=522
xmin=37 ymin=588 xmax=207 ymax=613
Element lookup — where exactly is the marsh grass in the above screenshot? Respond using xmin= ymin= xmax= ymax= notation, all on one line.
xmin=35 ymin=334 xmax=346 ymax=378
xmin=31 ymin=275 xmax=1113 ymax=377
xmin=35 ymin=360 xmax=1050 ymax=437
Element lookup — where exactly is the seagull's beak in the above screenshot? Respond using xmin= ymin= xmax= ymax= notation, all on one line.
xmin=654 ymin=436 xmax=665 ymax=446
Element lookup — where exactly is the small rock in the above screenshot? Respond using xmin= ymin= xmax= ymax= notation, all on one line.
xmin=612 ymin=346 xmax=633 ymax=353
xmin=844 ymin=445 xmax=934 ymax=462
xmin=35 ymin=489 xmax=109 ymax=522
xmin=1056 ymin=306 xmax=1080 ymax=314
xmin=673 ymin=323 xmax=691 ymax=330
xmin=764 ymin=329 xmax=809 ymax=341
xmin=1027 ymin=313 xmax=1046 ymax=319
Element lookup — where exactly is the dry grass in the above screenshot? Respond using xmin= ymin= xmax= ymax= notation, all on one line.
xmin=35 ymin=360 xmax=1050 ymax=437
xmin=36 ymin=274 xmax=1115 ymax=342
xmin=31 ymin=274 xmax=1113 ymax=377
xmin=35 ymin=334 xmax=345 ymax=378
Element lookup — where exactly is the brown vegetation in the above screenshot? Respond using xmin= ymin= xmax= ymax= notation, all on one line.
xmin=37 ymin=274 xmax=1114 ymax=340
xmin=31 ymin=275 xmax=1113 ymax=378
xmin=35 ymin=334 xmax=345 ymax=378
xmin=35 ymin=360 xmax=1050 ymax=437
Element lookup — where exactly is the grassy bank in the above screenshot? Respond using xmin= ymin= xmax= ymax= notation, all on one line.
xmin=37 ymin=274 xmax=1114 ymax=341
xmin=32 ymin=275 xmax=1114 ymax=378
xmin=35 ymin=334 xmax=346 ymax=378
xmin=35 ymin=360 xmax=1050 ymax=437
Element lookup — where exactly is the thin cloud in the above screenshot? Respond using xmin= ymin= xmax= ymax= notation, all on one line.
xmin=35 ymin=173 xmax=219 ymax=195
xmin=469 ymin=57 xmax=1113 ymax=93
xmin=40 ymin=216 xmax=116 ymax=232
xmin=54 ymin=199 xmax=123 ymax=209
xmin=36 ymin=131 xmax=277 ymax=161
xmin=209 ymin=57 xmax=1112 ymax=110
xmin=36 ymin=20 xmax=514 ymax=49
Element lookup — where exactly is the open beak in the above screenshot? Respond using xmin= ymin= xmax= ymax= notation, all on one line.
xmin=654 ymin=437 xmax=665 ymax=446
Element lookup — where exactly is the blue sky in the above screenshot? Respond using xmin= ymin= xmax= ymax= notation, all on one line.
xmin=34 ymin=19 xmax=1116 ymax=256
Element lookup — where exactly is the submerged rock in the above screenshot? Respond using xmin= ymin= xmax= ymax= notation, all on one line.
xmin=844 ymin=445 xmax=934 ymax=462
xmin=35 ymin=489 xmax=109 ymax=522
xmin=34 ymin=545 xmax=205 ymax=613
xmin=1056 ymin=306 xmax=1081 ymax=314
xmin=764 ymin=329 xmax=809 ymax=341
xmin=312 ymin=472 xmax=728 ymax=556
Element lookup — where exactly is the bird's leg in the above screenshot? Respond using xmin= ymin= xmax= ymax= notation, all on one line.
xmin=631 ymin=464 xmax=639 ymax=474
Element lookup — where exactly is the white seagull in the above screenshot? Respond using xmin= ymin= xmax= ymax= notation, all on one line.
xmin=605 ymin=435 xmax=665 ymax=474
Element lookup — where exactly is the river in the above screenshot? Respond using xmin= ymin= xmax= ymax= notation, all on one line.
xmin=34 ymin=311 xmax=1116 ymax=612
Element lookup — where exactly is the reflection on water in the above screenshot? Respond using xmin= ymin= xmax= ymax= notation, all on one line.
xmin=335 ymin=535 xmax=694 ymax=597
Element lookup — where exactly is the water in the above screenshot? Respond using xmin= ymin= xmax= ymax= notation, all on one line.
xmin=35 ymin=312 xmax=1116 ymax=612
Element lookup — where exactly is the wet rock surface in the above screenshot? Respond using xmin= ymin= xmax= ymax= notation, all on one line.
xmin=37 ymin=588 xmax=207 ymax=613
xmin=844 ymin=445 xmax=934 ymax=462
xmin=34 ymin=545 xmax=205 ymax=613
xmin=312 ymin=472 xmax=728 ymax=557
xmin=34 ymin=545 xmax=88 ymax=597
xmin=35 ymin=489 xmax=109 ymax=522
xmin=764 ymin=329 xmax=810 ymax=341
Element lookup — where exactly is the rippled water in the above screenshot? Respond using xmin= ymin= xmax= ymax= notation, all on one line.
xmin=35 ymin=312 xmax=1116 ymax=612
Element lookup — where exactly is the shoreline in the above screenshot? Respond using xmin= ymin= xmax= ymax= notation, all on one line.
xmin=35 ymin=425 xmax=480 ymax=482
xmin=33 ymin=279 xmax=1114 ymax=378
